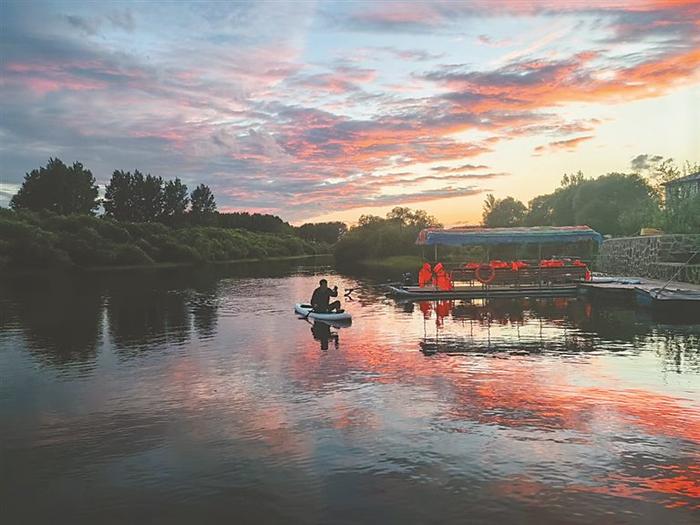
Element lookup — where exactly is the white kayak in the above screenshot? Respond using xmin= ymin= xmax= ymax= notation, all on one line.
xmin=294 ymin=303 xmax=352 ymax=322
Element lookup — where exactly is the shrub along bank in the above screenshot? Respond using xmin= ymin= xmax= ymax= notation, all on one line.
xmin=0 ymin=209 xmax=328 ymax=269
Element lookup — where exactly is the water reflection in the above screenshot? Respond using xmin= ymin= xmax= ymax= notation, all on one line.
xmin=1 ymin=261 xmax=699 ymax=523
xmin=414 ymin=297 xmax=700 ymax=365
xmin=310 ymin=320 xmax=339 ymax=350
xmin=0 ymin=274 xmax=102 ymax=367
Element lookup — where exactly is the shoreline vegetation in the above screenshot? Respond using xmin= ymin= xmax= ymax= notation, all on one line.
xmin=333 ymin=166 xmax=699 ymax=269
xmin=3 ymin=158 xmax=698 ymax=273
xmin=1 ymin=158 xmax=345 ymax=271
xmin=0 ymin=209 xmax=330 ymax=270
xmin=82 ymin=254 xmax=333 ymax=273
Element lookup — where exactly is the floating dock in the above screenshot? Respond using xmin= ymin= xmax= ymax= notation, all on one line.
xmin=579 ymin=276 xmax=700 ymax=311
xmin=388 ymin=276 xmax=700 ymax=312
xmin=387 ymin=283 xmax=579 ymax=300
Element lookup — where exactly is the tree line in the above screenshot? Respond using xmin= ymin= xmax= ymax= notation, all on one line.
xmin=6 ymin=158 xmax=349 ymax=244
xmin=334 ymin=161 xmax=699 ymax=265
xmin=10 ymin=158 xmax=218 ymax=225
xmin=482 ymin=162 xmax=699 ymax=235
xmin=334 ymin=207 xmax=441 ymax=262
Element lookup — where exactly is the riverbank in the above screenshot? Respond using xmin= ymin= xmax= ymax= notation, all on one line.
xmin=353 ymin=255 xmax=423 ymax=273
xmin=0 ymin=209 xmax=328 ymax=270
xmin=82 ymin=253 xmax=332 ymax=272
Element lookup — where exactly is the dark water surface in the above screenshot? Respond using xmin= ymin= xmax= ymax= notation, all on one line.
xmin=1 ymin=259 xmax=699 ymax=524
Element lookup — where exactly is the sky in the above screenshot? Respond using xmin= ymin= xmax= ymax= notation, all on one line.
xmin=1 ymin=0 xmax=698 ymax=225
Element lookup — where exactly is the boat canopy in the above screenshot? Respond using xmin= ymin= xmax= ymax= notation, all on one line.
xmin=416 ymin=226 xmax=603 ymax=246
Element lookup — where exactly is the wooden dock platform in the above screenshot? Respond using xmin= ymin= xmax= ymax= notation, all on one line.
xmin=387 ymin=276 xmax=700 ymax=313
xmin=579 ymin=276 xmax=700 ymax=312
xmin=579 ymin=276 xmax=700 ymax=295
xmin=387 ymin=283 xmax=579 ymax=300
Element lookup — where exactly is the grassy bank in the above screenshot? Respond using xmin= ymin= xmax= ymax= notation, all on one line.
xmin=82 ymin=253 xmax=332 ymax=272
xmin=355 ymin=255 xmax=424 ymax=273
xmin=0 ymin=208 xmax=329 ymax=270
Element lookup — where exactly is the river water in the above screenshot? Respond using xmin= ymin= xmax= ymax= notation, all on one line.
xmin=1 ymin=259 xmax=699 ymax=524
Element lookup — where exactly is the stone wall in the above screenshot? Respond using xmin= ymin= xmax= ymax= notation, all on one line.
xmin=598 ymin=234 xmax=700 ymax=284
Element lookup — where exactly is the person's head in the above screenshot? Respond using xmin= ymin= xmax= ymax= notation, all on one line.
xmin=319 ymin=278 xmax=328 ymax=288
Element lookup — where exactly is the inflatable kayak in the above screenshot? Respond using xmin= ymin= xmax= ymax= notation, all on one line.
xmin=294 ymin=303 xmax=352 ymax=322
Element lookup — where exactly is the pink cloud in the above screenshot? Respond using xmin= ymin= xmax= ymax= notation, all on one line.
xmin=534 ymin=135 xmax=594 ymax=155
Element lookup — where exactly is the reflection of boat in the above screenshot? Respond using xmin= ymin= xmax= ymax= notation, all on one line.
xmin=309 ymin=317 xmax=352 ymax=329
xmin=294 ymin=303 xmax=352 ymax=323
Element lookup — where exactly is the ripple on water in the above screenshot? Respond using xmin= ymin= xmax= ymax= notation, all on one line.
xmin=1 ymin=268 xmax=699 ymax=523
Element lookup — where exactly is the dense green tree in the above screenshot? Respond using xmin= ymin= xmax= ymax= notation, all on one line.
xmin=549 ymin=172 xmax=586 ymax=226
xmin=386 ymin=207 xmax=440 ymax=229
xmin=103 ymin=170 xmax=139 ymax=221
xmin=525 ymin=194 xmax=555 ymax=226
xmin=572 ymin=173 xmax=658 ymax=235
xmin=334 ymin=207 xmax=441 ymax=262
xmin=104 ymin=170 xmax=164 ymax=222
xmin=161 ymin=178 xmax=189 ymax=224
xmin=138 ymin=173 xmax=164 ymax=222
xmin=482 ymin=196 xmax=527 ymax=227
xmin=482 ymin=194 xmax=497 ymax=218
xmin=189 ymin=184 xmax=217 ymax=224
xmin=664 ymin=193 xmax=700 ymax=234
xmin=10 ymin=158 xmax=99 ymax=215
xmin=296 ymin=221 xmax=348 ymax=244
xmin=217 ymin=211 xmax=292 ymax=233
xmin=357 ymin=214 xmax=383 ymax=227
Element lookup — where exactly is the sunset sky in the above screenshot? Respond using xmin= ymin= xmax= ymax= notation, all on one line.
xmin=1 ymin=0 xmax=698 ymax=225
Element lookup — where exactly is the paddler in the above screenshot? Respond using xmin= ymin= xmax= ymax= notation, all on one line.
xmin=310 ymin=279 xmax=343 ymax=313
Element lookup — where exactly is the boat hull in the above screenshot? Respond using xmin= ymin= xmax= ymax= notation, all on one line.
xmin=294 ymin=303 xmax=352 ymax=322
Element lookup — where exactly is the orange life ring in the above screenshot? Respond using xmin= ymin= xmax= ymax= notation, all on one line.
xmin=475 ymin=264 xmax=496 ymax=284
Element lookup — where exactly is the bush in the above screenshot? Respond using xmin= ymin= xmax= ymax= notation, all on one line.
xmin=664 ymin=194 xmax=700 ymax=234
xmin=0 ymin=209 xmax=326 ymax=269
xmin=113 ymin=244 xmax=155 ymax=266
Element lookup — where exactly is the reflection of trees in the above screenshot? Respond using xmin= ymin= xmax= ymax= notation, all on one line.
xmin=652 ymin=331 xmax=700 ymax=373
xmin=106 ymin=276 xmax=191 ymax=354
xmin=191 ymin=294 xmax=217 ymax=339
xmin=103 ymin=267 xmax=226 ymax=351
xmin=0 ymin=274 xmax=102 ymax=367
xmin=189 ymin=279 xmax=219 ymax=340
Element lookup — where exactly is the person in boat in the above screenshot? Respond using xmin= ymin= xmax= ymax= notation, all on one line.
xmin=310 ymin=279 xmax=342 ymax=313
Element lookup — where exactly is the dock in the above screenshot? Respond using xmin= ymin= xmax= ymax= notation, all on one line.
xmin=579 ymin=275 xmax=700 ymax=295
xmin=387 ymin=283 xmax=579 ymax=300
xmin=579 ymin=275 xmax=700 ymax=312
xmin=388 ymin=276 xmax=700 ymax=312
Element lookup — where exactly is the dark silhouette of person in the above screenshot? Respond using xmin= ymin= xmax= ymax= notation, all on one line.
xmin=310 ymin=279 xmax=342 ymax=313
xmin=311 ymin=321 xmax=338 ymax=350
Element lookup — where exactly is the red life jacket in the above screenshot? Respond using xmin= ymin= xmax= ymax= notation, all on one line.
xmin=490 ymin=260 xmax=510 ymax=269
xmin=418 ymin=263 xmax=433 ymax=287
xmin=433 ymin=263 xmax=453 ymax=291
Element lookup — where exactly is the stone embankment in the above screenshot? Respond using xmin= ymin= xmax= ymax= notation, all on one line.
xmin=598 ymin=234 xmax=700 ymax=284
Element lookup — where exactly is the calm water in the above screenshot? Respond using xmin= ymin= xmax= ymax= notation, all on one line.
xmin=1 ymin=259 xmax=699 ymax=524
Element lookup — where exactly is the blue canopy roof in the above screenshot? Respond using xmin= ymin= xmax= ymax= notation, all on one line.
xmin=416 ymin=226 xmax=603 ymax=246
